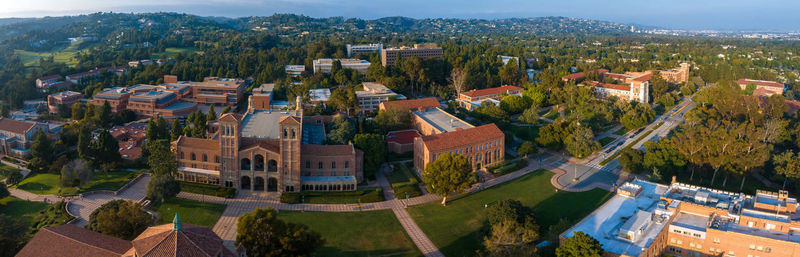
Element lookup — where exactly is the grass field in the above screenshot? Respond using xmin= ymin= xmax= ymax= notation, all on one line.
xmin=151 ymin=47 xmax=203 ymax=59
xmin=155 ymin=198 xmax=227 ymax=227
xmin=388 ymin=163 xmax=423 ymax=198
xmin=613 ymin=127 xmax=629 ymax=136
xmin=407 ymin=169 xmax=612 ymax=257
xmin=0 ymin=162 xmax=21 ymax=179
xmin=0 ymin=196 xmax=49 ymax=226
xmin=511 ymin=125 xmax=540 ymax=141
xmin=279 ymin=210 xmax=422 ymax=257
xmin=15 ymin=171 xmax=139 ymax=196
xmin=14 ymin=41 xmax=88 ymax=67
xmin=599 ymin=137 xmax=616 ymax=146
xmin=544 ymin=110 xmax=559 ymax=120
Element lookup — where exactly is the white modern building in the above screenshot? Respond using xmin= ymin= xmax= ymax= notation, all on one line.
xmin=356 ymin=82 xmax=406 ymax=113
xmin=312 ymin=59 xmax=371 ymax=74
xmin=346 ymin=44 xmax=383 ymax=57
xmin=285 ymin=65 xmax=305 ymax=77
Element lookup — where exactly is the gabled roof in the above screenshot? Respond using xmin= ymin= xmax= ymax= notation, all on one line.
xmin=16 ymin=224 xmax=132 ymax=257
xmin=175 ymin=136 xmax=219 ymax=151
xmin=37 ymin=74 xmax=61 ymax=81
xmin=279 ymin=115 xmax=301 ymax=125
xmin=386 ymin=130 xmax=421 ymax=145
xmin=461 ymin=85 xmax=523 ymax=98
xmin=586 ymin=81 xmax=630 ymax=91
xmin=738 ymin=78 xmax=784 ymax=88
xmin=239 ymin=137 xmax=280 ymax=153
xmin=0 ymin=118 xmax=36 ymax=135
xmin=419 ymin=124 xmax=504 ymax=151
xmin=130 ymin=223 xmax=234 ymax=257
xmin=217 ymin=113 xmax=242 ymax=122
xmin=381 ymin=97 xmax=440 ymax=111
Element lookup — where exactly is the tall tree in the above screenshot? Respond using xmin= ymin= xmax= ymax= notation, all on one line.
xmin=774 ymin=150 xmax=800 ymax=188
xmin=97 ymin=101 xmax=113 ymax=128
xmin=77 ymin=124 xmax=91 ymax=160
xmin=90 ymin=130 xmax=122 ymax=168
xmin=146 ymin=174 xmax=180 ymax=203
xmin=422 ymin=153 xmax=473 ymax=206
xmin=27 ymin=131 xmax=53 ymax=173
xmin=87 ymin=200 xmax=152 ymax=240
xmin=236 ymin=207 xmax=324 ymax=257
xmin=170 ymin=118 xmax=183 ymax=140
xmin=147 ymin=139 xmax=177 ymax=176
xmin=449 ymin=66 xmax=467 ymax=96
xmin=556 ymin=231 xmax=604 ymax=257
xmin=564 ymin=125 xmax=600 ymax=159
xmin=353 ymin=134 xmax=387 ymax=179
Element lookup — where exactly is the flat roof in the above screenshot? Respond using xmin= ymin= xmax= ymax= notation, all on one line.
xmin=309 ymin=88 xmax=331 ymax=102
xmin=240 ymin=111 xmax=293 ymax=139
xmin=160 ymin=101 xmax=197 ymax=111
xmin=561 ymin=180 xmax=671 ymax=257
xmin=412 ymin=108 xmax=472 ymax=133
xmin=671 ymin=212 xmax=708 ymax=232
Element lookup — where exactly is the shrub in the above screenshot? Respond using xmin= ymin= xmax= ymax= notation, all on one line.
xmin=178 ymin=181 xmax=236 ymax=198
xmin=393 ymin=183 xmax=422 ymax=198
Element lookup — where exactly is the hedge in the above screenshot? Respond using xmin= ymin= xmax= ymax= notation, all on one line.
xmin=488 ymin=159 xmax=528 ymax=176
xmin=280 ymin=187 xmax=384 ymax=204
xmin=179 ymin=181 xmax=236 ymax=198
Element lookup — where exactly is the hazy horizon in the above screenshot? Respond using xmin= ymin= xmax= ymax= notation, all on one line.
xmin=1 ymin=0 xmax=798 ymax=31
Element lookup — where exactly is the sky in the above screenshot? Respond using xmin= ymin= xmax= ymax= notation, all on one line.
xmin=0 ymin=0 xmax=798 ymax=31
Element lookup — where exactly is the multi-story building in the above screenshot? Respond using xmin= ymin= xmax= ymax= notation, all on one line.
xmin=413 ymin=123 xmax=504 ymax=172
xmin=562 ymin=178 xmax=800 ymax=257
xmin=347 ymin=43 xmax=383 ymax=57
xmin=356 ymin=82 xmax=407 ymax=113
xmin=109 ymin=122 xmax=147 ymax=161
xmin=248 ymin=84 xmax=274 ymax=111
xmin=312 ymin=58 xmax=371 ymax=73
xmin=285 ymin=65 xmax=305 ymax=77
xmin=65 ymin=66 xmax=127 ymax=84
xmin=35 ymin=75 xmax=70 ymax=91
xmin=91 ymin=85 xmax=197 ymax=118
xmin=379 ymin=97 xmax=441 ymax=111
xmin=498 ymin=55 xmax=519 ymax=65
xmin=47 ymin=91 xmax=82 ymax=113
xmin=585 ymin=80 xmax=649 ymax=103
xmin=309 ymin=88 xmax=331 ymax=106
xmin=386 ymin=130 xmax=421 ymax=154
xmin=381 ymin=43 xmax=444 ymax=67
xmin=91 ymin=87 xmax=133 ymax=113
xmin=164 ymin=76 xmax=246 ymax=106
xmin=456 ymin=85 xmax=524 ymax=111
xmin=172 ymin=97 xmax=364 ymax=192
xmin=659 ymin=63 xmax=691 ymax=84
xmin=738 ymin=78 xmax=786 ymax=96
xmin=0 ymin=118 xmax=49 ymax=158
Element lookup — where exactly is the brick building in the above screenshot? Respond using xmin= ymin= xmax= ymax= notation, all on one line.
xmin=659 ymin=63 xmax=691 ymax=84
xmin=413 ymin=124 xmax=504 ymax=172
xmin=0 ymin=118 xmax=49 ymax=159
xmin=90 ymin=85 xmax=197 ymax=118
xmin=456 ymin=85 xmax=524 ymax=111
xmin=173 ymin=97 xmax=364 ymax=193
xmin=163 ymin=76 xmax=246 ymax=106
xmin=312 ymin=58 xmax=371 ymax=73
xmin=562 ymin=178 xmax=800 ymax=257
xmin=386 ymin=130 xmax=421 ymax=154
xmin=381 ymin=43 xmax=443 ymax=67
xmin=738 ymin=78 xmax=786 ymax=96
xmin=47 ymin=91 xmax=82 ymax=113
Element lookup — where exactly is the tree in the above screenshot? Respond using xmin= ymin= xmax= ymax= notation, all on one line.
xmin=773 ymin=150 xmax=800 ymax=188
xmin=374 ymin=107 xmax=412 ymax=132
xmin=620 ymin=104 xmax=655 ymax=131
xmin=617 ymin=148 xmax=643 ymax=173
xmin=90 ymin=130 xmax=122 ymax=168
xmin=60 ymin=159 xmax=92 ymax=187
xmin=499 ymin=61 xmax=522 ymax=86
xmin=146 ymin=174 xmax=180 ymax=203
xmin=236 ymin=207 xmax=324 ymax=257
xmin=27 ymin=131 xmax=53 ymax=173
xmin=422 ymin=153 xmax=473 ymax=206
xmin=536 ymin=119 xmax=573 ymax=150
xmin=450 ymin=66 xmax=467 ymax=96
xmin=206 ymin=104 xmax=217 ymax=121
xmin=328 ymin=86 xmax=358 ymax=115
xmin=0 ymin=214 xmax=26 ymax=256
xmin=97 ymin=101 xmax=113 ymax=128
xmin=6 ymin=171 xmax=22 ymax=185
xmin=483 ymin=200 xmax=539 ymax=257
xmin=499 ymin=95 xmax=527 ymax=114
xmin=522 ymin=85 xmax=547 ymax=107
xmin=148 ymin=139 xmax=177 ymax=176
xmin=170 ymin=118 xmax=183 ymax=140
xmin=518 ymin=107 xmax=539 ymax=125
xmin=353 ymin=134 xmax=387 ymax=179
xmin=475 ymin=102 xmax=510 ymax=124
xmin=87 ymin=200 xmax=152 ymax=240
xmin=71 ymin=102 xmax=85 ymax=120
xmin=517 ymin=141 xmax=538 ymax=157
xmin=0 ymin=182 xmax=8 ymax=199
xmin=556 ymin=231 xmax=604 ymax=257
xmin=77 ymin=124 xmax=90 ymax=160
xmin=564 ymin=125 xmax=600 ymax=159
xmin=327 ymin=116 xmax=355 ymax=144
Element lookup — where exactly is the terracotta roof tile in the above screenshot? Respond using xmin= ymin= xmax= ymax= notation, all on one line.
xmin=131 ymin=223 xmax=234 ymax=257
xmin=461 ymin=85 xmax=523 ymax=98
xmin=587 ymin=81 xmax=630 ymax=91
xmin=738 ymin=78 xmax=784 ymax=88
xmin=239 ymin=137 xmax=280 ymax=152
xmin=419 ymin=124 xmax=504 ymax=151
xmin=380 ymin=97 xmax=440 ymax=111
xmin=386 ymin=130 xmax=421 ymax=145
xmin=176 ymin=136 xmax=219 ymax=151
xmin=0 ymin=118 xmax=36 ymax=135
xmin=17 ymin=224 xmax=132 ymax=257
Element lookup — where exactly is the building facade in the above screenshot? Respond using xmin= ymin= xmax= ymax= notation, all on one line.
xmin=457 ymin=85 xmax=524 ymax=111
xmin=347 ymin=43 xmax=383 ymax=57
xmin=285 ymin=65 xmax=305 ymax=77
xmin=738 ymin=78 xmax=786 ymax=96
xmin=47 ymin=91 xmax=82 ymax=113
xmin=91 ymin=85 xmax=197 ymax=118
xmin=659 ymin=63 xmax=691 ymax=84
xmin=413 ymin=124 xmax=505 ymax=172
xmin=381 ymin=44 xmax=444 ymax=67
xmin=173 ymin=97 xmax=364 ymax=193
xmin=356 ymin=82 xmax=407 ymax=113
xmin=0 ymin=118 xmax=49 ymax=159
xmin=312 ymin=58 xmax=371 ymax=73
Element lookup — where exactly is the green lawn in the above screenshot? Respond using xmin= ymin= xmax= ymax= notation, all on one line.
xmin=612 ymin=127 xmax=629 ymax=136
xmin=14 ymin=41 xmax=87 ymax=67
xmin=151 ymin=47 xmax=203 ymax=59
xmin=407 ymin=169 xmax=612 ymax=257
xmin=279 ymin=210 xmax=422 ymax=257
xmin=0 ymin=196 xmax=49 ymax=226
xmin=15 ymin=171 xmax=139 ymax=196
xmin=0 ymin=162 xmax=20 ymax=179
xmin=388 ymin=164 xmax=423 ymax=198
xmin=280 ymin=187 xmax=384 ymax=204
xmin=599 ymin=137 xmax=616 ymax=146
xmin=511 ymin=125 xmax=540 ymax=141
xmin=155 ymin=198 xmax=226 ymax=227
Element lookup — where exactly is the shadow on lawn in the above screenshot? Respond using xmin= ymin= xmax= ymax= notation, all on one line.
xmin=315 ymin=246 xmax=422 ymax=257
xmin=17 ymin=182 xmax=54 ymax=193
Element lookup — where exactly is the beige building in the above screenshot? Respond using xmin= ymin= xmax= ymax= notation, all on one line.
xmin=47 ymin=91 xmax=82 ymax=113
xmin=738 ymin=78 xmax=785 ymax=96
xmin=356 ymin=82 xmax=406 ymax=113
xmin=0 ymin=118 xmax=49 ymax=159
xmin=381 ymin=43 xmax=443 ymax=67
xmin=312 ymin=58 xmax=371 ymax=73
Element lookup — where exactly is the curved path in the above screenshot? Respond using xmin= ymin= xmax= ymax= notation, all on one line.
xmin=66 ymin=174 xmax=151 ymax=226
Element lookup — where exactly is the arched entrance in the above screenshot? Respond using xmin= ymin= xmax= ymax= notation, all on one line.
xmin=254 ymin=154 xmax=265 ymax=171
xmin=267 ymin=177 xmax=278 ymax=192
xmin=267 ymin=159 xmax=278 ymax=172
xmin=240 ymin=158 xmax=251 ymax=170
xmin=254 ymin=177 xmax=265 ymax=191
xmin=240 ymin=176 xmax=251 ymax=190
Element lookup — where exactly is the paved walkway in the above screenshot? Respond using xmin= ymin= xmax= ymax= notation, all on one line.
xmin=8 ymin=188 xmax=64 ymax=203
xmin=66 ymin=174 xmax=151 ymax=226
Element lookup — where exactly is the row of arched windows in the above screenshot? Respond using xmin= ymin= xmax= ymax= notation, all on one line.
xmin=179 ymin=151 xmax=220 ymax=163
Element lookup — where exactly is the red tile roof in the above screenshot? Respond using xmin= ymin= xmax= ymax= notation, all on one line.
xmin=176 ymin=136 xmax=219 ymax=151
xmin=0 ymin=118 xmax=36 ymax=135
xmin=381 ymin=97 xmax=440 ymax=111
xmin=386 ymin=130 xmax=421 ymax=145
xmin=461 ymin=85 xmax=524 ymax=98
xmin=420 ymin=124 xmax=504 ymax=151
xmin=738 ymin=78 xmax=784 ymax=88
xmin=631 ymin=73 xmax=653 ymax=82
xmin=587 ymin=81 xmax=630 ymax=91
xmin=17 ymin=224 xmax=132 ymax=257
xmin=37 ymin=75 xmax=61 ymax=81
xmin=130 ymin=223 xmax=234 ymax=257
xmin=562 ymin=69 xmax=609 ymax=81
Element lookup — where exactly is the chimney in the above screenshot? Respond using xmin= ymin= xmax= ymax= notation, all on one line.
xmin=671 ymin=176 xmax=677 ymax=185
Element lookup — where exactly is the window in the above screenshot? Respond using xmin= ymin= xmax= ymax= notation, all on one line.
xmin=765 ymin=223 xmax=776 ymax=230
xmin=180 ymin=152 xmax=184 ymax=159
xmin=749 ymin=245 xmax=755 ymax=250
xmin=756 ymin=246 xmax=763 ymax=251
xmin=283 ymin=128 xmax=287 ymax=138
xmin=191 ymin=153 xmax=196 ymax=160
xmin=344 ymin=161 xmax=349 ymax=169
xmin=291 ymin=129 xmax=296 ymax=139
xmin=330 ymin=172 xmax=336 ymax=176
xmin=344 ymin=172 xmax=350 ymax=176
xmin=331 ymin=162 xmax=336 ymax=169
xmin=693 ymin=233 xmax=701 ymax=238
xmin=676 ymin=240 xmax=682 ymax=245
xmin=713 ymin=238 xmax=720 ymax=244
xmin=317 ymin=171 xmax=323 ymax=176
xmin=305 ymin=161 xmax=310 ymax=169
xmin=203 ymin=154 xmax=208 ymax=162
xmin=318 ymin=162 xmax=323 ymax=169
xmin=215 ymin=156 xmax=220 ymax=163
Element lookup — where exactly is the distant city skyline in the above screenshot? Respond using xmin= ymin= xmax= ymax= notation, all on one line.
xmin=1 ymin=0 xmax=799 ymax=31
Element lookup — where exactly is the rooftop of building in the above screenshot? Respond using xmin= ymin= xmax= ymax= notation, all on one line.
xmin=670 ymin=212 xmax=709 ymax=232
xmin=461 ymin=85 xmax=524 ymax=98
xmin=384 ymin=43 xmax=441 ymax=50
xmin=309 ymin=88 xmax=331 ymax=102
xmin=386 ymin=130 xmax=421 ymax=145
xmin=381 ymin=97 xmax=440 ymax=111
xmin=419 ymin=123 xmax=503 ymax=152
xmin=313 ymin=58 xmax=370 ymax=65
xmin=240 ymin=110 xmax=295 ymax=139
xmin=130 ymin=90 xmax=177 ymax=103
xmin=37 ymin=74 xmax=62 ymax=81
xmin=159 ymin=101 xmax=197 ymax=112
xmin=412 ymin=107 xmax=473 ymax=133
xmin=0 ymin=118 xmax=36 ymax=135
xmin=49 ymin=91 xmax=82 ymax=99
xmin=586 ymin=81 xmax=631 ymax=91
xmin=129 ymin=216 xmax=235 ymax=257
xmin=285 ymin=65 xmax=305 ymax=69
xmin=738 ymin=78 xmax=784 ymax=88
xmin=561 ymin=179 xmax=671 ymax=257
xmin=16 ymin=224 xmax=132 ymax=257
xmin=253 ymin=83 xmax=274 ymax=96
xmin=301 ymin=122 xmax=325 ymax=145
xmin=94 ymin=87 xmax=132 ymax=100
xmin=361 ymin=82 xmax=392 ymax=94
xmin=301 ymin=144 xmax=357 ymax=157
xmin=663 ymin=182 xmax=744 ymax=213
xmin=176 ymin=136 xmax=220 ymax=151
